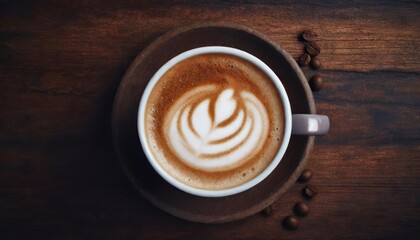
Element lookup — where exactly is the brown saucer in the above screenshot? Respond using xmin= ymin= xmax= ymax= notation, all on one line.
xmin=112 ymin=23 xmax=316 ymax=223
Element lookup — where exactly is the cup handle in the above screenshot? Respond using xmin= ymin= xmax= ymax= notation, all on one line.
xmin=292 ymin=114 xmax=330 ymax=135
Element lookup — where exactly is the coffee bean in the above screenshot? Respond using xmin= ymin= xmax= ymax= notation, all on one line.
xmin=262 ymin=205 xmax=272 ymax=216
xmin=302 ymin=185 xmax=318 ymax=199
xmin=283 ymin=215 xmax=299 ymax=230
xmin=309 ymin=74 xmax=324 ymax=92
xmin=301 ymin=30 xmax=318 ymax=42
xmin=294 ymin=202 xmax=310 ymax=216
xmin=298 ymin=53 xmax=311 ymax=67
xmin=298 ymin=169 xmax=313 ymax=182
xmin=305 ymin=42 xmax=321 ymax=56
xmin=310 ymin=57 xmax=322 ymax=69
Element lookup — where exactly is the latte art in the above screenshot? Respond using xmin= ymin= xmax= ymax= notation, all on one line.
xmin=165 ymin=85 xmax=269 ymax=172
xmin=144 ymin=53 xmax=284 ymax=190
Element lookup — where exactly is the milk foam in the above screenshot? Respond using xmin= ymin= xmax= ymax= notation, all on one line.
xmin=164 ymin=85 xmax=269 ymax=172
xmin=145 ymin=53 xmax=285 ymax=190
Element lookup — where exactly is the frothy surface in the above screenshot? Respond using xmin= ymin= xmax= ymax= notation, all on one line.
xmin=145 ymin=53 xmax=284 ymax=190
xmin=166 ymin=86 xmax=269 ymax=172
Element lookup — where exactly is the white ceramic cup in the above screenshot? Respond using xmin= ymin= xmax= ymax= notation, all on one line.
xmin=138 ymin=46 xmax=329 ymax=197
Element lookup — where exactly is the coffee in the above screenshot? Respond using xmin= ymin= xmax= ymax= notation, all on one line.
xmin=144 ymin=53 xmax=284 ymax=190
xmin=305 ymin=42 xmax=321 ymax=56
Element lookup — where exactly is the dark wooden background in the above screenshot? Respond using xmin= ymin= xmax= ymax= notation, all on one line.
xmin=1 ymin=1 xmax=419 ymax=239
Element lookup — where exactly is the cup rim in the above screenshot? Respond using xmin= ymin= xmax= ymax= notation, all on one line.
xmin=138 ymin=46 xmax=292 ymax=197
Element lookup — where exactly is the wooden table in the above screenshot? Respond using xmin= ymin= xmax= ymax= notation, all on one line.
xmin=1 ymin=1 xmax=419 ymax=239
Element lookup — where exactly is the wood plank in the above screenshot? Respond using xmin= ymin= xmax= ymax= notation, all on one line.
xmin=2 ymin=146 xmax=417 ymax=239
xmin=1 ymin=1 xmax=420 ymax=74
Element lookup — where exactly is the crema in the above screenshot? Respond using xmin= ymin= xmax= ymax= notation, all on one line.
xmin=144 ymin=53 xmax=284 ymax=190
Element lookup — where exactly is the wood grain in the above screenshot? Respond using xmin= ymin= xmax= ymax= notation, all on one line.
xmin=1 ymin=0 xmax=419 ymax=239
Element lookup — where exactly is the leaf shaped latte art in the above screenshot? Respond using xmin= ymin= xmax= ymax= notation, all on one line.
xmin=164 ymin=85 xmax=269 ymax=172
